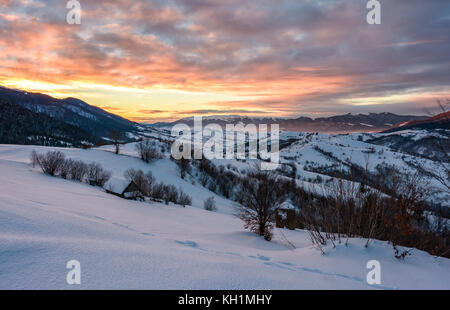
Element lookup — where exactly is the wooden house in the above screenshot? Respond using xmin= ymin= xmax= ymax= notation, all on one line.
xmin=105 ymin=177 xmax=142 ymax=200
xmin=275 ymin=200 xmax=297 ymax=230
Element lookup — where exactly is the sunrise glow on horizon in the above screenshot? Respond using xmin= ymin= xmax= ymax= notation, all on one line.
xmin=1 ymin=0 xmax=449 ymax=122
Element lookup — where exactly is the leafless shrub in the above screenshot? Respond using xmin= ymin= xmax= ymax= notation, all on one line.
xmin=175 ymin=158 xmax=191 ymax=179
xmin=35 ymin=150 xmax=65 ymax=176
xmin=204 ymin=196 xmax=217 ymax=211
xmin=178 ymin=189 xmax=192 ymax=207
xmin=164 ymin=184 xmax=179 ymax=204
xmin=109 ymin=130 xmax=123 ymax=155
xmin=124 ymin=168 xmax=155 ymax=196
xmin=299 ymin=165 xmax=450 ymax=258
xmin=236 ymin=170 xmax=284 ymax=241
xmin=30 ymin=150 xmax=39 ymax=168
xmin=393 ymin=245 xmax=412 ymax=260
xmin=59 ymin=158 xmax=73 ymax=179
xmin=151 ymin=182 xmax=166 ymax=200
xmin=88 ymin=162 xmax=112 ymax=187
xmin=123 ymin=169 xmax=191 ymax=206
xmin=199 ymin=173 xmax=209 ymax=187
xmin=69 ymin=160 xmax=88 ymax=182
xmin=429 ymin=99 xmax=450 ymax=193
xmin=135 ymin=139 xmax=162 ymax=163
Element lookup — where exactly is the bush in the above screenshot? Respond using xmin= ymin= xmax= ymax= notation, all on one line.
xmin=298 ymin=170 xmax=449 ymax=258
xmin=164 ymin=184 xmax=179 ymax=204
xmin=59 ymin=158 xmax=72 ymax=179
xmin=175 ymin=158 xmax=191 ymax=179
xmin=124 ymin=168 xmax=155 ymax=196
xmin=88 ymin=162 xmax=112 ymax=187
xmin=140 ymin=178 xmax=191 ymax=206
xmin=193 ymin=159 xmax=239 ymax=199
xmin=151 ymin=182 xmax=166 ymax=200
xmin=135 ymin=139 xmax=162 ymax=163
xmin=204 ymin=196 xmax=217 ymax=211
xmin=236 ymin=170 xmax=285 ymax=241
xmin=30 ymin=150 xmax=39 ymax=168
xmin=178 ymin=189 xmax=192 ymax=207
xmin=69 ymin=160 xmax=88 ymax=182
xmin=36 ymin=150 xmax=65 ymax=176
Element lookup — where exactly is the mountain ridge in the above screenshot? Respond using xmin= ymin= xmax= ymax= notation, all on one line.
xmin=149 ymin=112 xmax=428 ymax=133
xmin=0 ymin=85 xmax=140 ymax=146
xmin=383 ymin=110 xmax=450 ymax=132
xmin=0 ymin=85 xmax=139 ymax=138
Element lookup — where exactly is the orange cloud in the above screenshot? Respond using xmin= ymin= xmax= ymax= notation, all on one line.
xmin=0 ymin=0 xmax=449 ymax=122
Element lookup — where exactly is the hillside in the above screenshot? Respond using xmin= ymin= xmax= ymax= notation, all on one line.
xmin=0 ymin=86 xmax=140 ymax=144
xmin=0 ymin=144 xmax=449 ymax=289
xmin=0 ymin=98 xmax=96 ymax=147
xmin=384 ymin=111 xmax=450 ymax=132
xmin=138 ymin=126 xmax=450 ymax=207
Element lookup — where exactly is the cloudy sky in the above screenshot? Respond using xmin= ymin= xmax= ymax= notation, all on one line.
xmin=0 ymin=0 xmax=449 ymax=122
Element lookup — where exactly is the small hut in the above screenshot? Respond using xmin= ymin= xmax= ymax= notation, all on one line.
xmin=105 ymin=177 xmax=142 ymax=200
xmin=275 ymin=200 xmax=296 ymax=230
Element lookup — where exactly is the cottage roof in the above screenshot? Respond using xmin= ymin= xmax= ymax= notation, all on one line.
xmin=104 ymin=177 xmax=132 ymax=195
xmin=278 ymin=199 xmax=295 ymax=210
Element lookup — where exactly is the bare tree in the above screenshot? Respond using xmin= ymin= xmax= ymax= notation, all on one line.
xmin=70 ymin=160 xmax=88 ymax=182
xmin=164 ymin=184 xmax=179 ymax=204
xmin=236 ymin=170 xmax=284 ymax=241
xmin=35 ymin=151 xmax=66 ymax=176
xmin=124 ymin=168 xmax=154 ymax=196
xmin=177 ymin=189 xmax=192 ymax=207
xmin=135 ymin=139 xmax=162 ymax=163
xmin=204 ymin=196 xmax=217 ymax=211
xmin=88 ymin=162 xmax=112 ymax=187
xmin=30 ymin=150 xmax=38 ymax=168
xmin=430 ymin=99 xmax=450 ymax=192
xmin=175 ymin=158 xmax=191 ymax=179
xmin=109 ymin=130 xmax=123 ymax=155
xmin=59 ymin=158 xmax=72 ymax=179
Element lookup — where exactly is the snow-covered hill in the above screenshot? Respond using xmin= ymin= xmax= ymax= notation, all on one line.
xmin=0 ymin=144 xmax=449 ymax=289
xmin=0 ymin=85 xmax=139 ymax=144
xmin=276 ymin=131 xmax=450 ymax=207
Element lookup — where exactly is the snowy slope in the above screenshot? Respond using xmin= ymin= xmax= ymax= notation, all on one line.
xmin=0 ymin=144 xmax=237 ymax=214
xmin=0 ymin=144 xmax=449 ymax=289
xmin=278 ymin=132 xmax=450 ymax=206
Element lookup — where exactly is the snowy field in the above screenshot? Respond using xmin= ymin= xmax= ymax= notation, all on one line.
xmin=0 ymin=144 xmax=449 ymax=289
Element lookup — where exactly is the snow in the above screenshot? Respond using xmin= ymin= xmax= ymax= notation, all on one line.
xmin=0 ymin=144 xmax=449 ymax=289
xmin=278 ymin=200 xmax=295 ymax=210
xmin=277 ymin=132 xmax=450 ymax=206
xmin=0 ymin=144 xmax=237 ymax=214
xmin=104 ymin=176 xmax=132 ymax=195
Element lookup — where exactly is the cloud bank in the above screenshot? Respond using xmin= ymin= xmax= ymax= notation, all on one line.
xmin=0 ymin=0 xmax=449 ymax=121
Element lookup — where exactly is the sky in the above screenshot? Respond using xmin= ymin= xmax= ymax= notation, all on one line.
xmin=0 ymin=0 xmax=449 ymax=122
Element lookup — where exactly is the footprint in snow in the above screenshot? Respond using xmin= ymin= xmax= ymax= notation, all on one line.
xmin=174 ymin=240 xmax=208 ymax=252
xmin=248 ymin=254 xmax=271 ymax=261
xmin=263 ymin=262 xmax=297 ymax=271
xmin=175 ymin=240 xmax=198 ymax=248
xmin=112 ymin=222 xmax=134 ymax=231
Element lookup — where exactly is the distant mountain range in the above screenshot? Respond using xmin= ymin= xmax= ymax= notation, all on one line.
xmin=383 ymin=110 xmax=450 ymax=132
xmin=0 ymin=86 xmax=139 ymax=146
xmin=1 ymin=85 xmax=446 ymax=148
xmin=152 ymin=113 xmax=428 ymax=133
